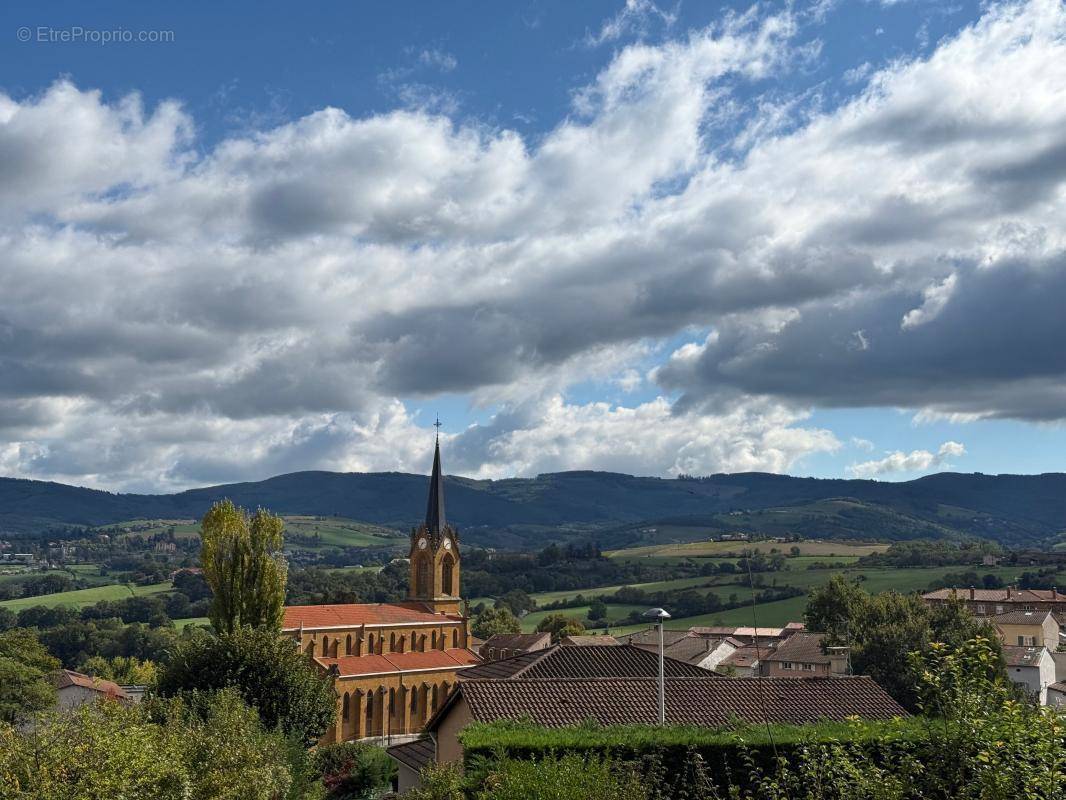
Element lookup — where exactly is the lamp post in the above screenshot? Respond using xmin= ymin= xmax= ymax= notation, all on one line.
xmin=643 ymin=607 xmax=671 ymax=725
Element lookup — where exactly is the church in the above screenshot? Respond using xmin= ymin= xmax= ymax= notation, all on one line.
xmin=282 ymin=438 xmax=480 ymax=744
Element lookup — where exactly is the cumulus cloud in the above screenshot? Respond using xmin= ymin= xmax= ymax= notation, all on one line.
xmin=847 ymin=440 xmax=966 ymax=477
xmin=0 ymin=1 xmax=1063 ymax=489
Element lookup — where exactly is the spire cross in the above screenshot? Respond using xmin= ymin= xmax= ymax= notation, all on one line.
xmin=433 ymin=416 xmax=442 ymax=440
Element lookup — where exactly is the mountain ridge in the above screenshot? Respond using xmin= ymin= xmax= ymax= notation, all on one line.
xmin=2 ymin=469 xmax=1064 ymax=548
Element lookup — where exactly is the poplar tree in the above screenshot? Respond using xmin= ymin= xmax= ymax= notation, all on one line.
xmin=200 ymin=500 xmax=287 ymax=633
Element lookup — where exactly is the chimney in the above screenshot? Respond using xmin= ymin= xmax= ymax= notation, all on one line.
xmin=827 ymin=646 xmax=850 ymax=675
xmin=1007 ymin=585 xmax=1013 ymax=600
xmin=970 ymin=587 xmax=975 ymax=600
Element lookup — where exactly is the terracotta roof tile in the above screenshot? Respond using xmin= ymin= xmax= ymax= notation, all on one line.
xmin=317 ymin=648 xmax=480 ymax=677
xmin=459 ymin=644 xmax=713 ymax=681
xmin=53 ymin=670 xmax=128 ymax=699
xmin=923 ymin=588 xmax=1066 ymax=603
xmin=1002 ymin=645 xmax=1048 ymax=667
xmin=282 ymin=602 xmax=461 ymax=630
xmin=449 ymin=676 xmax=906 ymax=728
xmin=481 ymin=632 xmax=551 ymax=651
xmin=559 ymin=635 xmax=619 ymax=647
xmin=992 ymin=609 xmax=1056 ymax=625
xmin=762 ymin=633 xmax=829 ymax=664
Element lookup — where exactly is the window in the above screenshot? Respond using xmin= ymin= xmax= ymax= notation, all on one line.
xmin=975 ymin=604 xmax=986 ymax=615
xmin=441 ymin=554 xmax=455 ymax=596
xmin=342 ymin=693 xmax=350 ymax=721
xmin=782 ymin=662 xmax=794 ymax=670
xmin=452 ymin=629 xmax=458 ymax=648
xmin=995 ymin=605 xmax=1004 ymax=614
xmin=802 ymin=663 xmax=815 ymax=671
xmin=345 ymin=634 xmax=352 ymax=655
xmin=1019 ymin=635 xmax=1036 ymax=646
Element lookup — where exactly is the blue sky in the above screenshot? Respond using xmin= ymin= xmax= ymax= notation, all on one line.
xmin=0 ymin=0 xmax=1064 ymax=490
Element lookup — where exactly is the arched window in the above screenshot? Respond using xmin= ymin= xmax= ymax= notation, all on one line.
xmin=346 ymin=634 xmax=353 ymax=655
xmin=416 ymin=557 xmax=431 ymax=597
xmin=410 ymin=687 xmax=418 ymax=715
xmin=398 ymin=635 xmax=405 ymax=653
xmin=365 ymin=691 xmax=373 ymax=729
xmin=342 ymin=692 xmax=350 ymax=721
xmin=431 ymin=684 xmax=439 ymax=711
xmin=377 ymin=635 xmax=383 ymax=655
xmin=390 ymin=632 xmax=396 ymax=652
xmin=368 ymin=633 xmax=375 ymax=654
xmin=321 ymin=638 xmax=329 ymax=657
xmin=451 ymin=629 xmax=458 ymax=648
xmin=441 ymin=554 xmax=455 ymax=595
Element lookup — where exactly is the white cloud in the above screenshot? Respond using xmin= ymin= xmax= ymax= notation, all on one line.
xmin=418 ymin=49 xmax=458 ymax=71
xmin=0 ymin=1 xmax=1064 ymax=489
xmin=847 ymin=440 xmax=966 ymax=477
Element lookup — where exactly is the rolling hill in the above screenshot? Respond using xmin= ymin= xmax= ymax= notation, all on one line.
xmin=1 ymin=470 xmax=1064 ymax=549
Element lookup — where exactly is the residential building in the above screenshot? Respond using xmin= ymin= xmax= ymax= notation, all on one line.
xmin=456 ymin=643 xmax=712 ymax=681
xmin=922 ymin=586 xmax=1066 ymax=617
xmin=559 ymin=634 xmax=619 ymax=647
xmin=625 ymin=631 xmax=738 ymax=671
xmin=717 ymin=644 xmax=766 ymax=676
xmin=479 ymin=632 xmax=551 ymax=661
xmin=390 ymin=675 xmax=906 ymax=790
xmin=53 ymin=670 xmax=130 ymax=710
xmin=759 ymin=632 xmax=849 ymax=677
xmin=1002 ymin=645 xmax=1057 ymax=705
xmin=992 ymin=609 xmax=1062 ymax=650
xmin=1047 ymin=682 xmax=1066 ymax=708
xmin=282 ymin=438 xmax=480 ymax=744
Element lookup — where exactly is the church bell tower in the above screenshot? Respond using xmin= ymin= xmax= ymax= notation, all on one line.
xmin=408 ymin=431 xmax=462 ymax=616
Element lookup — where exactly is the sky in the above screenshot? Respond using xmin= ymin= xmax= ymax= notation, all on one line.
xmin=0 ymin=0 xmax=1065 ymax=491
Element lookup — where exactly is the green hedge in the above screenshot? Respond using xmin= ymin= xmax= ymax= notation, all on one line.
xmin=456 ymin=718 xmax=992 ymax=800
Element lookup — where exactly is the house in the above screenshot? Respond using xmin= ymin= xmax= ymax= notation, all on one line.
xmin=992 ymin=609 xmax=1062 ymax=650
xmin=281 ymin=439 xmax=480 ymax=745
xmin=479 ymin=632 xmax=551 ymax=661
xmin=625 ymin=631 xmax=738 ymax=671
xmin=759 ymin=632 xmax=848 ymax=677
xmin=922 ymin=586 xmax=1066 ymax=617
xmin=559 ymin=634 xmax=619 ymax=647
xmin=53 ymin=670 xmax=129 ymax=710
xmin=1047 ymin=682 xmax=1066 ymax=708
xmin=390 ymin=675 xmax=906 ymax=790
xmin=717 ymin=643 xmax=770 ymax=676
xmin=1002 ymin=645 xmax=1057 ymax=705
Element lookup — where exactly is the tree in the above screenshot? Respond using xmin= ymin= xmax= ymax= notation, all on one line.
xmin=79 ymin=655 xmax=158 ymax=685
xmin=471 ymin=607 xmax=521 ymax=640
xmin=200 ymin=500 xmax=288 ymax=634
xmin=805 ymin=576 xmax=999 ymax=710
xmin=587 ymin=598 xmax=608 ymax=622
xmin=0 ymin=628 xmax=59 ymax=723
xmin=494 ymin=589 xmax=536 ymax=617
xmin=156 ymin=626 xmax=336 ymax=745
xmin=313 ymin=741 xmax=396 ymax=799
xmin=535 ymin=613 xmax=585 ymax=642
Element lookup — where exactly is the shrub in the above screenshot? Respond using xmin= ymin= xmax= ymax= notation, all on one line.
xmin=313 ymin=741 xmax=396 ymax=799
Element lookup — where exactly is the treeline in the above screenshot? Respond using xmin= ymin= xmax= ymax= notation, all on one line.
xmin=858 ymin=539 xmax=1000 ymax=568
xmin=615 ymin=584 xmax=804 ymax=624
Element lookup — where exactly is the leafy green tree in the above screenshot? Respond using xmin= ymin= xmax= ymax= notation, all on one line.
xmin=0 ymin=628 xmax=59 ymax=723
xmin=535 ymin=613 xmax=585 ymax=642
xmin=587 ymin=598 xmax=608 ymax=622
xmin=201 ymin=499 xmax=288 ymax=634
xmin=805 ymin=576 xmax=998 ymax=710
xmin=80 ymin=654 xmax=158 ymax=685
xmin=494 ymin=589 xmax=536 ymax=617
xmin=156 ymin=626 xmax=335 ymax=745
xmin=0 ymin=688 xmax=295 ymax=800
xmin=313 ymin=741 xmax=396 ymax=799
xmin=476 ymin=754 xmax=646 ymax=800
xmin=471 ymin=607 xmax=521 ymax=640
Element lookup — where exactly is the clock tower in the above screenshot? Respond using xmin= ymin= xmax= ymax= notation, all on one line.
xmin=408 ymin=432 xmax=462 ymax=616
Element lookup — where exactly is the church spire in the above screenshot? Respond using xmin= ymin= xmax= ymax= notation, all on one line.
xmin=424 ymin=421 xmax=446 ymax=534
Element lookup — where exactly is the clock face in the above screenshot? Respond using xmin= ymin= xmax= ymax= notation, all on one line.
xmin=418 ymin=538 xmax=428 ymax=550
xmin=443 ymin=539 xmax=452 ymax=550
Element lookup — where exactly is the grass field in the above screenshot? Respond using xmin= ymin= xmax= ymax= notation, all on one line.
xmin=519 ymin=604 xmax=646 ymax=632
xmin=606 ymin=539 xmax=889 ymax=562
xmin=174 ymin=616 xmax=210 ymax=629
xmin=0 ymin=580 xmax=173 ymax=612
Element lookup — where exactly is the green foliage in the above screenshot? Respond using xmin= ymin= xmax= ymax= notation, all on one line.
xmin=534 ymin=613 xmax=585 ymax=642
xmin=313 ymin=741 xmax=396 ymax=799
xmin=402 ymin=763 xmax=465 ymax=800
xmin=0 ymin=688 xmax=293 ymax=800
xmin=804 ymin=575 xmax=999 ymax=710
xmin=79 ymin=654 xmax=158 ymax=684
xmin=471 ymin=606 xmax=521 ymax=640
xmin=200 ymin=499 xmax=288 ymax=634
xmin=476 ymin=754 xmax=647 ymax=800
xmin=0 ymin=628 xmax=59 ymax=723
xmin=156 ymin=625 xmax=336 ymax=745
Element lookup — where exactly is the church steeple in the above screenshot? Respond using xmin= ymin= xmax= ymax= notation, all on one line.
xmin=408 ymin=426 xmax=462 ymax=616
xmin=424 ymin=431 xmax=446 ymax=535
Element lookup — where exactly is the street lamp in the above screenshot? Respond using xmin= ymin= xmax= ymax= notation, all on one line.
xmin=643 ymin=607 xmax=671 ymax=725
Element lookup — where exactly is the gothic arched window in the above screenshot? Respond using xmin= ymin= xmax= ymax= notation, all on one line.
xmin=390 ymin=632 xmax=396 ymax=652
xmin=342 ymin=692 xmax=350 ymax=721
xmin=451 ymin=629 xmax=458 ymax=648
xmin=368 ymin=633 xmax=375 ymax=654
xmin=416 ymin=557 xmax=431 ymax=597
xmin=441 ymin=554 xmax=455 ymax=596
xmin=345 ymin=634 xmax=352 ymax=655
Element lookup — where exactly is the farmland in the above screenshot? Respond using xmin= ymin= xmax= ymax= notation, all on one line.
xmin=0 ymin=580 xmax=174 ymax=613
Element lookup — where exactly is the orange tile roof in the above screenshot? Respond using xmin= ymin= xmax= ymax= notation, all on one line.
xmin=53 ymin=669 xmax=129 ymax=700
xmin=282 ymin=602 xmax=462 ymax=630
xmin=317 ymin=648 xmax=480 ymax=677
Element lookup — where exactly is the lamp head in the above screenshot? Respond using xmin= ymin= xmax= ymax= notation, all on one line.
xmin=643 ymin=607 xmax=671 ymax=621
